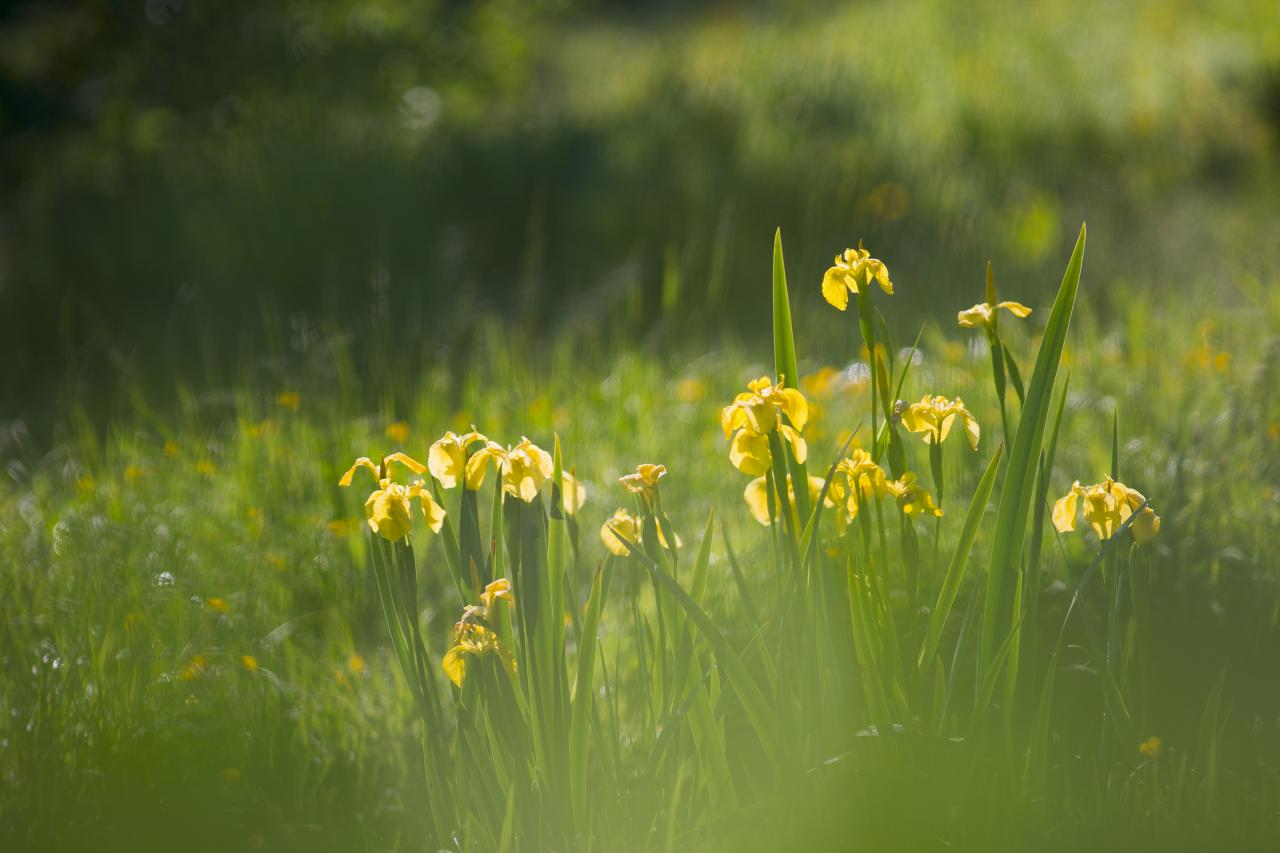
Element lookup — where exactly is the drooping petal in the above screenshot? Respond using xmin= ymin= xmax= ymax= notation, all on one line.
xmin=339 ymin=457 xmax=379 ymax=487
xmin=822 ymin=267 xmax=852 ymax=310
xmin=384 ymin=452 xmax=428 ymax=476
xmin=778 ymin=424 xmax=808 ymax=464
xmin=442 ymin=646 xmax=468 ymax=687
xmin=419 ymin=489 xmax=447 ymax=534
xmin=962 ymin=411 xmax=980 ymax=450
xmin=428 ymin=434 xmax=466 ymax=489
xmin=729 ymin=430 xmax=772 ymax=476
xmin=1051 ymin=488 xmax=1079 ymax=533
xmin=996 ymin=301 xmax=1033 ymax=318
xmin=778 ymin=387 xmax=810 ymax=431
xmin=743 ymin=476 xmax=774 ymax=525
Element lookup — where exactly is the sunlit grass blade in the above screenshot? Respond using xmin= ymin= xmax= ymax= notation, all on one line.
xmin=981 ymin=223 xmax=1086 ymax=673
xmin=772 ymin=227 xmax=810 ymax=520
xmin=569 ymin=560 xmax=608 ymax=823
xmin=918 ymin=442 xmax=1003 ymax=673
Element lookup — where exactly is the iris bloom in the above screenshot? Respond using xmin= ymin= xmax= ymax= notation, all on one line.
xmin=480 ymin=578 xmax=514 ymax=612
xmin=957 ymin=301 xmax=1032 ymax=330
xmin=339 ymin=453 xmax=446 ymax=542
xmin=720 ymin=377 xmax=809 ymax=476
xmin=442 ymin=622 xmax=516 ymax=688
xmin=744 ymin=474 xmax=833 ymax=525
xmin=821 ymin=241 xmax=893 ymax=311
xmin=828 ymin=449 xmax=894 ymax=519
xmin=884 ymin=472 xmax=943 ymax=518
xmin=1052 ymin=477 xmax=1160 ymax=544
xmin=619 ymin=463 xmax=667 ymax=496
xmin=501 ymin=437 xmax=554 ymax=502
xmin=900 ymin=395 xmax=980 ymax=450
xmin=428 ymin=429 xmax=491 ymax=489
xmin=600 ymin=507 xmax=678 ymax=555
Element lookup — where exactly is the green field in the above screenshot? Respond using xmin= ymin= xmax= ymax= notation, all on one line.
xmin=4 ymin=2 xmax=1280 ymax=851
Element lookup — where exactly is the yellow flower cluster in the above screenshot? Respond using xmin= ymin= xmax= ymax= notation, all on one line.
xmin=1052 ymin=477 xmax=1160 ymax=544
xmin=828 ymin=449 xmax=941 ymax=520
xmin=720 ymin=377 xmax=809 ymax=476
xmin=600 ymin=465 xmax=680 ymax=554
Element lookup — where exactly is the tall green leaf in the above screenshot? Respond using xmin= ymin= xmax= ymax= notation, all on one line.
xmin=981 ymin=224 xmax=1086 ymax=671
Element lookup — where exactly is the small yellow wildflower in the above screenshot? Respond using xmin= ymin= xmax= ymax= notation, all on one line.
xmin=327 ymin=518 xmax=354 ymax=538
xmin=241 ymin=655 xmax=258 ymax=672
xmin=1052 ymin=477 xmax=1160 ymax=544
xmin=124 ymin=464 xmax=145 ymax=483
xmin=163 ymin=440 xmax=181 ymax=458
xmin=180 ymin=654 xmax=208 ymax=681
xmin=900 ymin=395 xmax=980 ymax=450
xmin=957 ymin=301 xmax=1032 ymax=330
xmin=339 ymin=453 xmax=445 ymax=542
xmin=743 ymin=474 xmax=832 ymax=526
xmin=75 ymin=474 xmax=96 ymax=497
xmin=195 ymin=460 xmax=217 ymax=477
xmin=676 ymin=377 xmax=708 ymax=403
xmin=347 ymin=653 xmax=366 ymax=675
xmin=884 ymin=472 xmax=943 ymax=518
xmin=720 ymin=377 xmax=809 ymax=476
xmin=1138 ymin=736 xmax=1162 ymax=759
xmin=442 ymin=622 xmax=516 ymax=688
xmin=385 ymin=421 xmax=410 ymax=444
xmin=801 ymin=366 xmax=843 ymax=400
xmin=207 ymin=597 xmax=230 ymax=614
xmin=276 ymin=391 xmax=301 ymax=411
xmin=821 ymin=241 xmax=894 ymax=310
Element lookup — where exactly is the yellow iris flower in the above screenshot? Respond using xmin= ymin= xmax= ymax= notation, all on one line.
xmin=1052 ymin=477 xmax=1160 ymax=544
xmin=442 ymin=622 xmax=516 ymax=688
xmin=428 ymin=429 xmax=491 ymax=489
xmin=620 ymin=463 xmax=667 ymax=496
xmin=480 ymin=578 xmax=514 ymax=612
xmin=743 ymin=474 xmax=833 ymax=526
xmin=821 ymin=241 xmax=894 ymax=311
xmin=900 ymin=395 xmax=980 ymax=450
xmin=956 ymin=301 xmax=1032 ymax=330
xmin=829 ymin=449 xmax=894 ymax=519
xmin=501 ymin=437 xmax=554 ymax=503
xmin=884 ymin=472 xmax=943 ymax=518
xmin=720 ymin=377 xmax=809 ymax=476
xmin=339 ymin=453 xmax=446 ymax=542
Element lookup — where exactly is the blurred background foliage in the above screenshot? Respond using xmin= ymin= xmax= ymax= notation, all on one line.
xmin=3 ymin=0 xmax=1280 ymax=429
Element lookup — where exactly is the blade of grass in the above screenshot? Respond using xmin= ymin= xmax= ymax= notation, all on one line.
xmin=981 ymin=224 xmax=1086 ymax=672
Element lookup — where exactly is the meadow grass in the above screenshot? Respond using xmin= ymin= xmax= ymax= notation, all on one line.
xmin=4 ymin=232 xmax=1280 ymax=852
